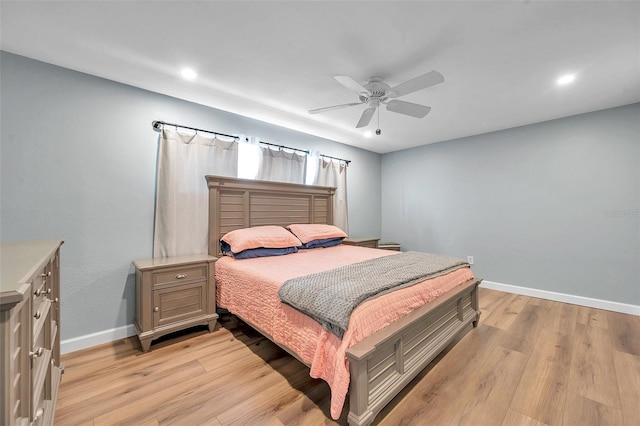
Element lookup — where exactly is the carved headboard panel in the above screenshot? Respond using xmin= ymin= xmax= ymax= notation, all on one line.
xmin=206 ymin=175 xmax=336 ymax=256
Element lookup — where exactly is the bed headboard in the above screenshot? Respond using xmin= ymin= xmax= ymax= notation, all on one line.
xmin=206 ymin=175 xmax=336 ymax=256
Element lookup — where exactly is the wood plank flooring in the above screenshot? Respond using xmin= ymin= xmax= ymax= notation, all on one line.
xmin=55 ymin=288 xmax=640 ymax=425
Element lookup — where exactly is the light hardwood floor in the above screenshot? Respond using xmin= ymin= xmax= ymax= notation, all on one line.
xmin=55 ymin=288 xmax=640 ymax=425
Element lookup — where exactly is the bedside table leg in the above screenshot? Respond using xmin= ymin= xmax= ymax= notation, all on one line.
xmin=207 ymin=318 xmax=217 ymax=332
xmin=139 ymin=337 xmax=152 ymax=352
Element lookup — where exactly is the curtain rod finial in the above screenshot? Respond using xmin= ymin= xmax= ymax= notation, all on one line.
xmin=152 ymin=120 xmax=163 ymax=131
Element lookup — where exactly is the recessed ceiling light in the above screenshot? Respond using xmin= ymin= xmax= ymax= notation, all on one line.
xmin=557 ymin=74 xmax=575 ymax=85
xmin=181 ymin=68 xmax=197 ymax=80
xmin=364 ymin=131 xmax=372 ymax=138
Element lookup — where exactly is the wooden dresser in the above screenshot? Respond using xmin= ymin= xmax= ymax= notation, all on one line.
xmin=133 ymin=254 xmax=218 ymax=352
xmin=1 ymin=240 xmax=63 ymax=426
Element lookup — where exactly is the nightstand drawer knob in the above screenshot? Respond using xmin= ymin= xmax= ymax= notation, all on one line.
xmin=154 ymin=307 xmax=159 ymax=312
xmin=176 ymin=273 xmax=187 ymax=279
xmin=34 ymin=311 xmax=41 ymax=320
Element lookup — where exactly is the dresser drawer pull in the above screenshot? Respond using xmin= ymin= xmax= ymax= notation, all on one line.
xmin=30 ymin=347 xmax=44 ymax=359
xmin=53 ymin=298 xmax=59 ymax=304
xmin=175 ymin=273 xmax=188 ymax=279
xmin=34 ymin=311 xmax=41 ymax=320
xmin=34 ymin=288 xmax=43 ymax=297
xmin=154 ymin=307 xmax=159 ymax=312
xmin=40 ymin=271 xmax=51 ymax=277
xmin=46 ymin=288 xmax=52 ymax=295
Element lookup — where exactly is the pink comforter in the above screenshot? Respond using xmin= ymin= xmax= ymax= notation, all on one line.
xmin=215 ymin=245 xmax=474 ymax=419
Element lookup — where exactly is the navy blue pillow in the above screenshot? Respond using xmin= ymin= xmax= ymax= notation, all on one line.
xmin=299 ymin=237 xmax=344 ymax=249
xmin=220 ymin=241 xmax=298 ymax=259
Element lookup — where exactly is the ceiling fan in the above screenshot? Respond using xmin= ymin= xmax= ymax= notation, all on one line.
xmin=308 ymin=71 xmax=444 ymax=128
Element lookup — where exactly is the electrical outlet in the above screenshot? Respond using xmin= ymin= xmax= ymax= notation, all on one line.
xmin=467 ymin=256 xmax=474 ymax=265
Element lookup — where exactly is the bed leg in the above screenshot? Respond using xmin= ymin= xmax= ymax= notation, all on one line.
xmin=348 ymin=410 xmax=375 ymax=426
xmin=471 ymin=281 xmax=481 ymax=328
xmin=472 ymin=312 xmax=481 ymax=328
xmin=348 ymin=357 xmax=376 ymax=426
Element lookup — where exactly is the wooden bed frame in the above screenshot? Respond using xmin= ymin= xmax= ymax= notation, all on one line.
xmin=206 ymin=175 xmax=481 ymax=426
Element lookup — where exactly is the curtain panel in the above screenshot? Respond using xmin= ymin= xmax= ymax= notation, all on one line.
xmin=153 ymin=129 xmax=238 ymax=257
xmin=256 ymin=146 xmax=307 ymax=184
xmin=314 ymin=157 xmax=349 ymax=234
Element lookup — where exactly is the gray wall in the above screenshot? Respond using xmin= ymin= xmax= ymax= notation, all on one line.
xmin=0 ymin=52 xmax=382 ymax=340
xmin=2 ymin=50 xmax=637 ymax=344
xmin=382 ymin=103 xmax=640 ymax=305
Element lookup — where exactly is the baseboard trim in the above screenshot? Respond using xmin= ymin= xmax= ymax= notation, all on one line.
xmin=61 ymin=282 xmax=638 ymax=354
xmin=481 ymin=280 xmax=640 ymax=316
xmin=61 ymin=324 xmax=137 ymax=354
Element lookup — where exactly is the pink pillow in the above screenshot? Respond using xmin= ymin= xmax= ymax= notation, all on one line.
xmin=286 ymin=224 xmax=347 ymax=244
xmin=221 ymin=226 xmax=302 ymax=253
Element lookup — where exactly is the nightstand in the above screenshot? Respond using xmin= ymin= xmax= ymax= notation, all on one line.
xmin=133 ymin=254 xmax=218 ymax=352
xmin=342 ymin=238 xmax=380 ymax=249
xmin=378 ymin=242 xmax=401 ymax=251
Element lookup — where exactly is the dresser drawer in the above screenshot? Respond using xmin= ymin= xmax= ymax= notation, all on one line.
xmin=153 ymin=281 xmax=206 ymax=328
xmin=32 ymin=360 xmax=51 ymax=425
xmin=152 ymin=265 xmax=207 ymax=287
xmin=32 ymin=297 xmax=51 ymax=337
xmin=32 ymin=288 xmax=48 ymax=317
xmin=31 ymin=272 xmax=46 ymax=311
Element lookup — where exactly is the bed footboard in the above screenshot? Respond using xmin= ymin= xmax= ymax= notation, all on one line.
xmin=346 ymin=278 xmax=481 ymax=426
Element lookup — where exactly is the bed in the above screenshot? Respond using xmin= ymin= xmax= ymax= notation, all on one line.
xmin=207 ymin=175 xmax=481 ymax=426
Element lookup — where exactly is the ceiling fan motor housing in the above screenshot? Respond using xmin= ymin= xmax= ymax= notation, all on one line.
xmin=364 ymin=77 xmax=390 ymax=99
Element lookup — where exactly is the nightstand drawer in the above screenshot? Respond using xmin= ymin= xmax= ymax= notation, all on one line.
xmin=343 ymin=238 xmax=379 ymax=248
xmin=152 ymin=265 xmax=207 ymax=287
xmin=153 ymin=281 xmax=206 ymax=328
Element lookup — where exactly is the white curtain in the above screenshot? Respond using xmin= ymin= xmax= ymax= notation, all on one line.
xmin=256 ymin=146 xmax=307 ymax=184
xmin=314 ymin=156 xmax=349 ymax=233
xmin=154 ymin=128 xmax=238 ymax=257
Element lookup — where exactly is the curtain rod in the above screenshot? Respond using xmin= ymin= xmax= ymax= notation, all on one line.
xmin=152 ymin=120 xmax=350 ymax=165
xmin=152 ymin=120 xmax=238 ymax=140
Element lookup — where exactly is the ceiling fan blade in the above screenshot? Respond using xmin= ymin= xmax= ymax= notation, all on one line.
xmin=356 ymin=107 xmax=376 ymax=128
xmin=308 ymin=102 xmax=363 ymax=114
xmin=334 ymin=75 xmax=370 ymax=95
xmin=385 ymin=100 xmax=431 ymax=118
xmin=386 ymin=71 xmax=444 ymax=98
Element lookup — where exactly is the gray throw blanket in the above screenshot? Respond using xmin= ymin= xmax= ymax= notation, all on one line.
xmin=278 ymin=251 xmax=469 ymax=338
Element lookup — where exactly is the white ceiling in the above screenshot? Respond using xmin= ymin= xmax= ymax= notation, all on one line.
xmin=1 ymin=1 xmax=639 ymax=154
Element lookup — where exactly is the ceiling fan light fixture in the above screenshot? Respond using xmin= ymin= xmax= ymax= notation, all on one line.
xmin=557 ymin=73 xmax=575 ymax=85
xmin=181 ymin=68 xmax=197 ymax=80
